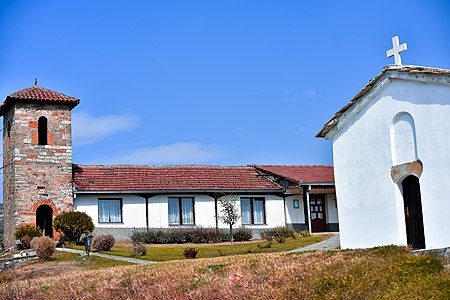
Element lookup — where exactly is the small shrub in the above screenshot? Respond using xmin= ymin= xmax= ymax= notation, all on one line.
xmin=275 ymin=236 xmax=286 ymax=243
xmin=131 ymin=243 xmax=147 ymax=256
xmin=14 ymin=225 xmax=42 ymax=248
xmin=272 ymin=227 xmax=295 ymax=238
xmin=233 ymin=228 xmax=253 ymax=242
xmin=260 ymin=227 xmax=294 ymax=241
xmin=20 ymin=236 xmax=33 ymax=249
xmin=92 ymin=234 xmax=115 ymax=251
xmin=260 ymin=231 xmax=273 ymax=241
xmin=300 ymin=230 xmax=310 ymax=237
xmin=257 ymin=241 xmax=272 ymax=249
xmin=53 ymin=211 xmax=94 ymax=243
xmin=31 ymin=236 xmax=55 ymax=259
xmin=184 ymin=247 xmax=198 ymax=259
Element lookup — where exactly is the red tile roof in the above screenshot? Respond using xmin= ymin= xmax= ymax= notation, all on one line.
xmin=253 ymin=165 xmax=334 ymax=184
xmin=0 ymin=86 xmax=79 ymax=116
xmin=73 ymin=165 xmax=284 ymax=192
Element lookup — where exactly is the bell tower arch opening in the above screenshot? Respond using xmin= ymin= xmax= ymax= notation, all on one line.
xmin=38 ymin=116 xmax=48 ymax=145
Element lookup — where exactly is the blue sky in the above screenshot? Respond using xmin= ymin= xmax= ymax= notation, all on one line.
xmin=0 ymin=0 xmax=449 ymax=172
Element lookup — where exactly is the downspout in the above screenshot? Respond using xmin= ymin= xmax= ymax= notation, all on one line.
xmin=145 ymin=196 xmax=149 ymax=230
xmin=214 ymin=196 xmax=219 ymax=233
xmin=305 ymin=185 xmax=312 ymax=235
xmin=283 ymin=196 xmax=287 ymax=227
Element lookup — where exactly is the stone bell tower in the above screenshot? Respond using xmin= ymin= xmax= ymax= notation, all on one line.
xmin=0 ymin=86 xmax=79 ymax=248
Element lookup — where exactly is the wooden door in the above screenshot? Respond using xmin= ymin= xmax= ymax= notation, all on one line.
xmin=402 ymin=175 xmax=425 ymax=249
xmin=310 ymin=195 xmax=326 ymax=232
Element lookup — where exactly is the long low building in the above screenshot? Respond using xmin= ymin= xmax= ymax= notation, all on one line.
xmin=73 ymin=164 xmax=337 ymax=240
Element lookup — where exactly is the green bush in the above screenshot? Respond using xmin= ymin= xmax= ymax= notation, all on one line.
xmin=53 ymin=211 xmax=94 ymax=243
xmin=275 ymin=236 xmax=286 ymax=243
xmin=260 ymin=231 xmax=274 ymax=241
xmin=300 ymin=230 xmax=310 ymax=237
xmin=233 ymin=228 xmax=253 ymax=242
xmin=260 ymin=227 xmax=295 ymax=241
xmin=257 ymin=241 xmax=272 ymax=249
xmin=92 ymin=234 xmax=115 ymax=251
xmin=131 ymin=228 xmax=229 ymax=244
xmin=14 ymin=225 xmax=43 ymax=249
xmin=183 ymin=247 xmax=198 ymax=259
xmin=272 ymin=227 xmax=295 ymax=238
xmin=31 ymin=236 xmax=55 ymax=259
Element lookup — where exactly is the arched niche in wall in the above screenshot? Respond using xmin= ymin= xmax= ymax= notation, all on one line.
xmin=390 ymin=112 xmax=418 ymax=166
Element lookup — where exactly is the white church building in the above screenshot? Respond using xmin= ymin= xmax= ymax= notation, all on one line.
xmin=317 ymin=64 xmax=450 ymax=250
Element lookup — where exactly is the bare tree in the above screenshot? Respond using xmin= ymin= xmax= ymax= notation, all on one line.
xmin=219 ymin=195 xmax=240 ymax=246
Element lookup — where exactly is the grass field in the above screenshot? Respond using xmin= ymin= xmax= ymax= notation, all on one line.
xmin=1 ymin=246 xmax=449 ymax=299
xmin=72 ymin=234 xmax=330 ymax=261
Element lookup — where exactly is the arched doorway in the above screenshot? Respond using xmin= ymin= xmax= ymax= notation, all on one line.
xmin=36 ymin=205 xmax=53 ymax=237
xmin=401 ymin=175 xmax=425 ymax=249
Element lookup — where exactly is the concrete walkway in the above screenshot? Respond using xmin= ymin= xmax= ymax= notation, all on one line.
xmin=289 ymin=233 xmax=340 ymax=253
xmin=56 ymin=247 xmax=156 ymax=265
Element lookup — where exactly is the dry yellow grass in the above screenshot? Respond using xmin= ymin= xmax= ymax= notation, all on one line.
xmin=1 ymin=246 xmax=449 ymax=299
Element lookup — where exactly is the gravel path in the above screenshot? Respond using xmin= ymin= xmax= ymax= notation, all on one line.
xmin=56 ymin=247 xmax=156 ymax=265
xmin=289 ymin=233 xmax=340 ymax=253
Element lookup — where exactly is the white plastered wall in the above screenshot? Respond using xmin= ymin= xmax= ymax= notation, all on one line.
xmin=75 ymin=193 xmax=286 ymax=230
xmin=74 ymin=194 xmax=146 ymax=228
xmin=285 ymin=196 xmax=305 ymax=224
xmin=325 ymin=194 xmax=339 ymax=224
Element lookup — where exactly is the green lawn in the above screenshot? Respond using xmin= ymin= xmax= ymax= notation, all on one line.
xmin=51 ymin=251 xmax=134 ymax=268
xmin=72 ymin=234 xmax=331 ymax=261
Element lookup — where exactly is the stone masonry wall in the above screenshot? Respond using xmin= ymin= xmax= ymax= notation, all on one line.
xmin=3 ymin=102 xmax=74 ymax=247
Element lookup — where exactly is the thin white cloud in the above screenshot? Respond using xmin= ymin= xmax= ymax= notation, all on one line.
xmin=305 ymin=88 xmax=317 ymax=98
xmin=72 ymin=110 xmax=138 ymax=145
xmin=100 ymin=142 xmax=227 ymax=165
xmin=282 ymin=88 xmax=317 ymax=102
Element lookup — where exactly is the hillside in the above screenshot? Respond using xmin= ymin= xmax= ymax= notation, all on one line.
xmin=1 ymin=246 xmax=449 ymax=299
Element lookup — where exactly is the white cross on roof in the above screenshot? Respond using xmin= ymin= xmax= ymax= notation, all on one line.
xmin=386 ymin=36 xmax=407 ymax=65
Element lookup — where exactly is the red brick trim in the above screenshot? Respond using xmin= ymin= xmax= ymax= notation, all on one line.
xmin=31 ymin=200 xmax=59 ymax=214
xmin=29 ymin=120 xmax=38 ymax=128
xmin=31 ymin=132 xmax=38 ymax=145
xmin=47 ymin=133 xmax=54 ymax=145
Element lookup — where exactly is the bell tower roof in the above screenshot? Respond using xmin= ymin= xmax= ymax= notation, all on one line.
xmin=0 ymin=85 xmax=80 ymax=116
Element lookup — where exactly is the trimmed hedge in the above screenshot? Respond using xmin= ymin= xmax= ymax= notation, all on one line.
xmin=131 ymin=227 xmax=253 ymax=244
xmin=260 ymin=227 xmax=295 ymax=241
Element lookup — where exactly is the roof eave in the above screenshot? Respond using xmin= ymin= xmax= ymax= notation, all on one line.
xmin=316 ymin=65 xmax=450 ymax=139
xmin=74 ymin=189 xmax=284 ymax=194
xmin=0 ymin=97 xmax=80 ymax=116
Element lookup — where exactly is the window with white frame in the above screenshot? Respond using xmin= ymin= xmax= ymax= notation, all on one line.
xmin=168 ymin=197 xmax=195 ymax=225
xmin=98 ymin=199 xmax=122 ymax=223
xmin=241 ymin=197 xmax=265 ymax=225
